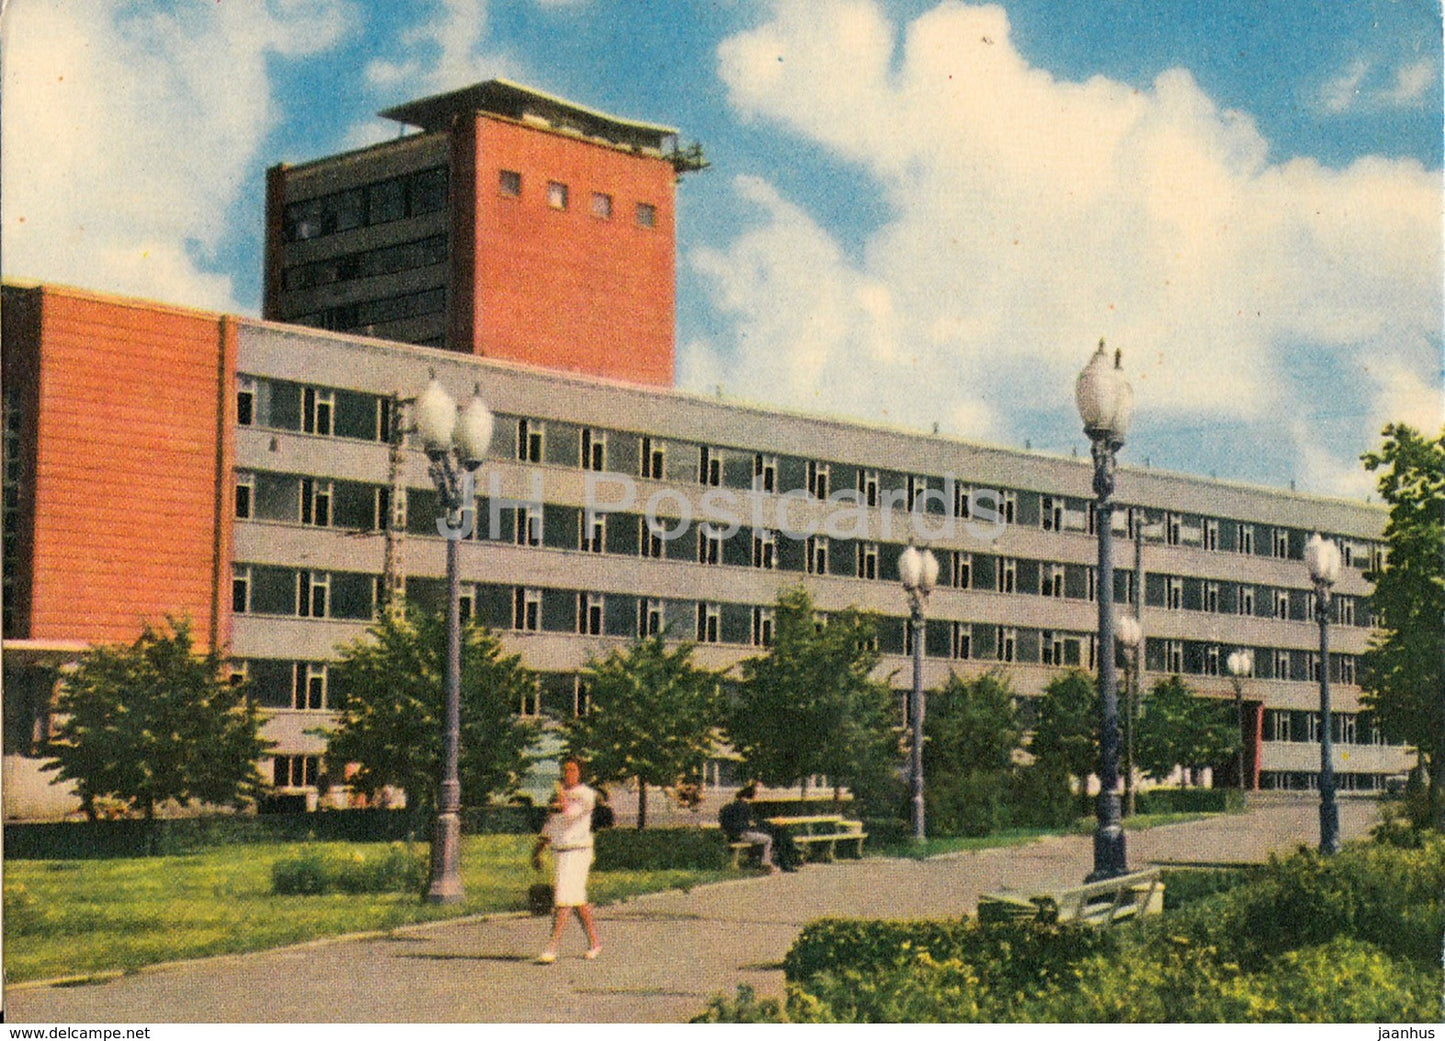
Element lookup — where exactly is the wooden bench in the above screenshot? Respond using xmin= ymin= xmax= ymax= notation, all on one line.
xmin=767 ymin=814 xmax=868 ymax=864
xmin=977 ymin=867 xmax=1164 ymax=927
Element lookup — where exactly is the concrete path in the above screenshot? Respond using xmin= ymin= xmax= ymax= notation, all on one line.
xmin=3 ymin=794 xmax=1381 ymax=1024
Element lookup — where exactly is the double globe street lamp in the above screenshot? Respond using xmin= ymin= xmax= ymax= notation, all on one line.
xmin=1075 ymin=340 xmax=1135 ymax=880
xmin=1305 ymin=532 xmax=1343 ymax=855
xmin=1226 ymin=648 xmax=1255 ymax=805
xmin=899 ymin=543 xmax=940 ymax=844
xmin=414 ymin=376 xmax=495 ymax=902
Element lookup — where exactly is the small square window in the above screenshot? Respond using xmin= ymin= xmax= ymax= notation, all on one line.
xmin=636 ymin=202 xmax=656 ymax=228
xmin=499 ymin=170 xmax=522 ymax=197
xmin=547 ymin=181 xmax=568 ymax=210
xmin=590 ymin=192 xmax=612 ymax=219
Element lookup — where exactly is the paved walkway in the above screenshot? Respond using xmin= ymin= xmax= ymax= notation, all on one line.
xmin=3 ymin=795 xmax=1381 ymax=1023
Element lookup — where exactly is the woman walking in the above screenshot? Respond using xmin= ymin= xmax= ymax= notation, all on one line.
xmin=533 ymin=758 xmax=602 ymax=963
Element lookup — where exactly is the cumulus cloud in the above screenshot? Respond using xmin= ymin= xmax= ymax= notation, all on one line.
xmin=1319 ymin=55 xmax=1438 ymax=113
xmin=1 ymin=0 xmax=352 ymax=312
xmin=692 ymin=0 xmax=1441 ymax=495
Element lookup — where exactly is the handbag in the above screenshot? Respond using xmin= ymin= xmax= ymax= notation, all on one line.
xmin=527 ymin=881 xmax=554 ymax=916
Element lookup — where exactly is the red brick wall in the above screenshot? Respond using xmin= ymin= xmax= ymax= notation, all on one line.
xmin=463 ymin=115 xmax=676 ymax=385
xmin=14 ymin=286 xmax=235 ymax=650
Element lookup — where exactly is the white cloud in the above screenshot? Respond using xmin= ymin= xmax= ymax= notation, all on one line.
xmin=1320 ymin=58 xmax=1369 ymax=113
xmin=1384 ymin=58 xmax=1435 ymax=106
xmin=0 ymin=0 xmax=351 ymax=312
xmin=1318 ymin=55 xmax=1438 ymax=113
xmin=695 ymin=0 xmax=1441 ymax=492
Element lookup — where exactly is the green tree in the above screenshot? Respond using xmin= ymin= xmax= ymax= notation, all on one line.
xmin=1031 ymin=669 xmax=1098 ymax=811
xmin=41 ymin=617 xmax=270 ymax=820
xmin=923 ymin=670 xmax=1024 ymax=835
xmin=1135 ymin=675 xmax=1239 ymax=788
xmin=1360 ymin=424 xmax=1445 ymax=827
xmin=324 ymin=608 xmax=539 ymax=812
xmin=563 ymin=635 xmax=722 ymax=829
xmin=729 ymin=586 xmax=898 ymax=799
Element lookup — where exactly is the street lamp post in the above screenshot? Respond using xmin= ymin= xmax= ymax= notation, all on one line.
xmin=1075 ymin=339 xmax=1135 ymax=880
xmin=414 ymin=375 xmax=494 ymax=902
xmin=1226 ymin=649 xmax=1254 ymax=805
xmin=1305 ymin=533 xmax=1342 ymax=855
xmin=1115 ymin=613 xmax=1142 ymax=818
xmin=899 ymin=543 xmax=939 ymax=844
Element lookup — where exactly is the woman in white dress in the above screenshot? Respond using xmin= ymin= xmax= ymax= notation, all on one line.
xmin=533 ymin=758 xmax=602 ymax=963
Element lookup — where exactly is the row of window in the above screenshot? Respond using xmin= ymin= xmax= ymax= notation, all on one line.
xmin=498 ymin=168 xmax=657 ymax=228
xmin=281 ymin=234 xmax=447 ymax=292
xmin=234 ymin=376 xmax=1381 ymax=574
xmin=282 ymin=166 xmax=448 ymax=244
xmin=289 ymin=286 xmax=447 ymax=336
xmin=2 ymin=388 xmax=23 ymax=638
xmin=1260 ymin=708 xmax=1398 ymax=746
xmin=231 ymin=566 xmax=1364 ymax=687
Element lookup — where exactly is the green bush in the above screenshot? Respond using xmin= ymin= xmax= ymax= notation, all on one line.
xmin=691 ymin=984 xmax=791 ymax=1023
xmin=271 ymin=842 xmax=427 ymax=895
xmin=591 ymin=827 xmax=728 ymax=871
xmin=1158 ymin=866 xmax=1253 ymax=911
xmin=928 ymin=769 xmax=1011 ymax=837
xmin=1005 ymin=764 xmax=1077 ymax=828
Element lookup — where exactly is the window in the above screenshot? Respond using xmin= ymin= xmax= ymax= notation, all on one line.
xmin=699 ymin=446 xmax=722 ymax=487
xmin=806 ymin=535 xmax=829 ymax=575
xmin=301 ymin=478 xmax=332 ymax=527
xmin=1266 ymin=709 xmax=1291 ymax=742
xmin=575 ymin=679 xmax=592 ymax=718
xmin=953 ymin=553 xmax=971 ymax=589
xmin=1042 ymin=496 xmax=1062 ymax=532
xmin=1308 ymin=654 xmax=1322 ymax=683
xmin=580 ymin=513 xmax=605 ymax=553
xmin=860 ymin=470 xmax=880 ymax=507
xmin=1165 ymin=512 xmax=1181 ymax=546
xmin=1305 ymin=712 xmax=1321 ymax=743
xmin=1204 ymin=582 xmax=1219 ymax=613
xmin=519 ymin=683 xmax=542 ymax=717
xmin=1273 ymin=649 xmax=1290 ymax=679
xmin=1274 ymin=589 xmax=1290 ymax=620
xmin=998 ymin=627 xmax=1016 ymax=663
xmin=590 ymin=192 xmax=612 ymax=219
xmin=1238 ymin=523 xmax=1254 ymax=555
xmin=1204 ymin=519 xmax=1219 ymax=551
xmin=1166 ymin=640 xmax=1183 ymax=673
xmin=579 ymin=593 xmax=605 ymax=636
xmin=237 ymin=378 xmax=255 ymax=426
xmin=547 ymin=181 xmax=568 ymax=210
xmin=644 ymin=522 xmax=664 ymax=559
xmin=752 ymin=529 xmax=776 ymax=570
xmin=636 ymin=202 xmax=656 ymax=227
xmin=752 ymin=607 xmax=775 ymax=647
xmin=1087 ymin=566 xmax=1097 ymax=603
xmin=273 ymin=755 xmax=320 ymax=789
xmin=1045 ymin=564 xmax=1065 ymax=599
xmin=294 ymin=662 xmax=328 ymax=710
xmin=514 ymin=505 xmax=542 ymax=547
xmin=1339 ymin=541 xmax=1353 ymax=567
xmin=580 ymin=428 xmax=606 ymax=471
xmin=1000 ymin=490 xmax=1016 ymax=524
xmin=807 ymin=461 xmax=830 ymax=499
xmin=998 ymin=557 xmax=1017 ymax=594
xmin=235 ymin=473 xmax=254 ymax=520
xmin=953 ymin=482 xmax=971 ymax=518
xmin=1339 ymin=597 xmax=1355 ymax=626
xmin=699 ymin=525 xmax=723 ymax=565
xmin=513 ymin=588 xmax=542 ymax=632
xmin=1204 ymin=644 xmax=1220 ymax=677
xmin=906 ymin=475 xmax=929 ymax=512
xmin=952 ymin=623 xmax=971 ymax=660
xmin=1273 ymin=528 xmax=1290 ymax=558
xmin=1042 ymin=631 xmax=1065 ymax=666
xmin=1167 ymin=577 xmax=1183 ymax=611
xmin=639 ymin=598 xmax=665 ymax=638
xmin=302 ymin=388 xmax=333 ymax=436
xmin=499 ymin=170 xmax=522 ymax=197
xmin=1339 ymin=712 xmax=1357 ymax=744
xmin=697 ymin=603 xmax=720 ymax=644
xmin=517 ymin=419 xmax=544 ymax=463
xmin=641 ymin=437 xmax=666 ymax=479
xmin=232 ymin=565 xmax=251 ymax=614
xmin=297 ymin=571 xmax=329 ymax=618
xmin=1239 ymin=586 xmax=1256 ymax=616
xmin=858 ymin=542 xmax=879 ymax=581
xmin=753 ymin=454 xmax=777 ymax=493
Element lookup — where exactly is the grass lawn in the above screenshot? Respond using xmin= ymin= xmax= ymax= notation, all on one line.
xmin=872 ymin=811 xmax=1218 ymax=860
xmin=3 ymin=835 xmax=730 ymax=985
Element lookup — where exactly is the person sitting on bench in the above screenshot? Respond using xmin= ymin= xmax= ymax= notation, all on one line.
xmin=719 ymin=783 xmax=779 ymax=873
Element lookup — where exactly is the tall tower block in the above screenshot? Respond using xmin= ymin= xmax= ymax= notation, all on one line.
xmin=263 ymin=80 xmax=703 ymax=386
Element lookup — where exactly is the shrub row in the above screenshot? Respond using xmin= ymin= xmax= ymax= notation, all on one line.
xmin=4 ymin=804 xmax=547 ymax=860
xmin=271 ymin=843 xmax=428 ymax=895
xmin=1134 ymin=788 xmax=1244 ymax=814
xmin=591 ymin=827 xmax=730 ymax=871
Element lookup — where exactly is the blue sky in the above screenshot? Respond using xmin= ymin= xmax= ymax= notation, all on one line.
xmin=3 ymin=0 xmax=1440 ymax=498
